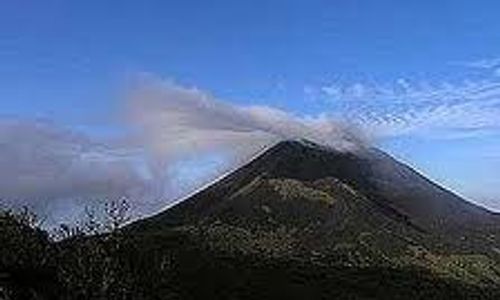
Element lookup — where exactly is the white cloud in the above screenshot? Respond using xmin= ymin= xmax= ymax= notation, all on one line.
xmin=0 ymin=119 xmax=152 ymax=224
xmin=313 ymin=76 xmax=500 ymax=140
xmin=126 ymin=78 xmax=368 ymax=162
xmin=320 ymin=84 xmax=342 ymax=98
xmin=453 ymin=57 xmax=500 ymax=69
xmin=396 ymin=78 xmax=411 ymax=91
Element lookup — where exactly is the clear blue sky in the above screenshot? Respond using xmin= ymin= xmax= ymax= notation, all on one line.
xmin=1 ymin=1 xmax=500 ymax=210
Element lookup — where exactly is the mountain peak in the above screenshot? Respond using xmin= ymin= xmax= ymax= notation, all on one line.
xmin=126 ymin=138 xmax=500 ymax=298
xmin=132 ymin=139 xmax=497 ymax=243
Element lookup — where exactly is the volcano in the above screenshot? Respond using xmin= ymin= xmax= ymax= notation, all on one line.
xmin=126 ymin=140 xmax=500 ymax=299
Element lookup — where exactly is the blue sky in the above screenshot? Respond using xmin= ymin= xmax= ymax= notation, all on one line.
xmin=1 ymin=0 xmax=500 ymax=214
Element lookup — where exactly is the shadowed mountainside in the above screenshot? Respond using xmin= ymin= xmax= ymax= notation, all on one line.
xmin=3 ymin=140 xmax=500 ymax=299
xmin=126 ymin=140 xmax=500 ymax=299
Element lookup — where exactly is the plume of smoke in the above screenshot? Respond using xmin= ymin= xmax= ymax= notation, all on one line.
xmin=0 ymin=77 xmax=368 ymax=227
xmin=126 ymin=78 xmax=368 ymax=170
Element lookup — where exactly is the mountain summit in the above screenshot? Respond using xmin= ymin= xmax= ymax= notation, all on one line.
xmin=128 ymin=140 xmax=500 ymax=299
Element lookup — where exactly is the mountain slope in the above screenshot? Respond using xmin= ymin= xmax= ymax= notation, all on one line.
xmin=127 ymin=140 xmax=500 ymax=299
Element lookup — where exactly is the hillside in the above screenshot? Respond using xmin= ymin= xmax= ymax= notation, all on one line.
xmin=125 ymin=140 xmax=500 ymax=299
xmin=3 ymin=140 xmax=500 ymax=299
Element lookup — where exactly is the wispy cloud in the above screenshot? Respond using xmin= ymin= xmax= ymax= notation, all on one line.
xmin=452 ymin=57 xmax=500 ymax=69
xmin=313 ymin=76 xmax=500 ymax=139
xmin=0 ymin=119 xmax=152 ymax=224
xmin=126 ymin=78 xmax=368 ymax=158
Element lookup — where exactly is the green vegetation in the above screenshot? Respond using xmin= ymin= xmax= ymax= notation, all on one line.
xmin=0 ymin=200 xmax=149 ymax=300
xmin=3 ymin=141 xmax=500 ymax=299
xmin=268 ymin=178 xmax=336 ymax=205
xmin=2 ymin=203 xmax=500 ymax=300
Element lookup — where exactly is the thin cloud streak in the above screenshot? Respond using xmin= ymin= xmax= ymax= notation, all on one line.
xmin=452 ymin=57 xmax=500 ymax=69
xmin=315 ymin=76 xmax=500 ymax=139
